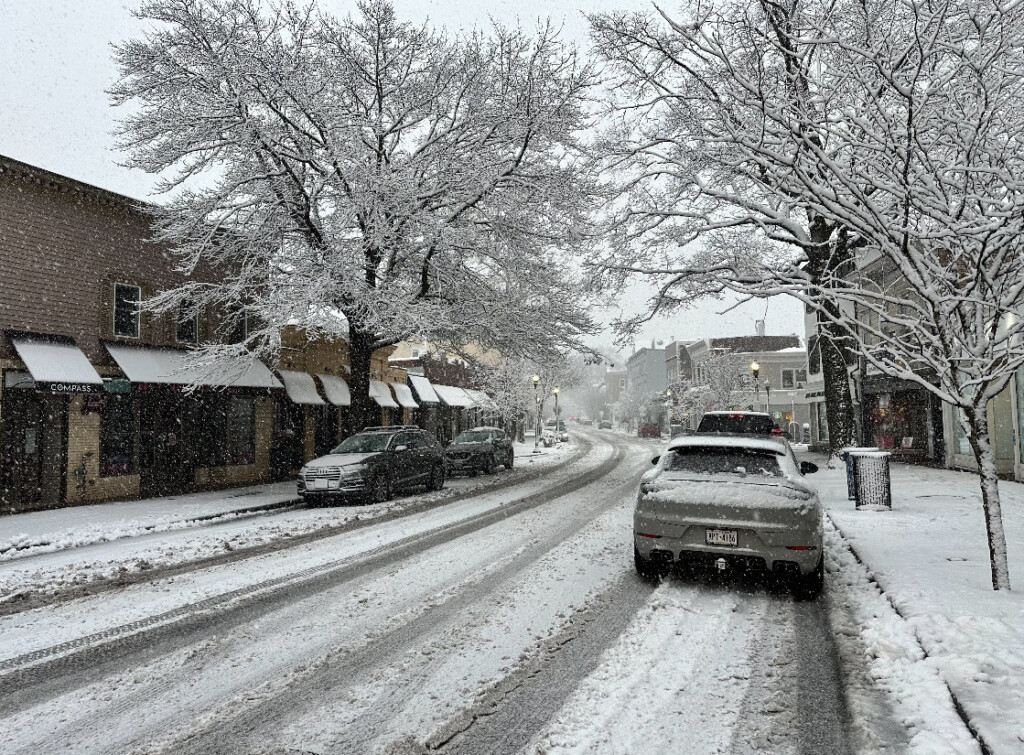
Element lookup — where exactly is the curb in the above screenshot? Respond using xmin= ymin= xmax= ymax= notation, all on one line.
xmin=825 ymin=512 xmax=994 ymax=755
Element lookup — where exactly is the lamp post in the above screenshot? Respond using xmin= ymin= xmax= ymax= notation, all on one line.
xmin=764 ymin=379 xmax=771 ymax=417
xmin=750 ymin=361 xmax=760 ymax=410
xmin=532 ymin=374 xmax=541 ymax=450
xmin=553 ymin=387 xmax=560 ymax=443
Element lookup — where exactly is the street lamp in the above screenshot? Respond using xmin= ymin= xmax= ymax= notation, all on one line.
xmin=532 ymin=374 xmax=541 ymax=450
xmin=552 ymin=387 xmax=561 ymax=443
xmin=750 ymin=361 xmax=760 ymax=410
xmin=764 ymin=379 xmax=771 ymax=416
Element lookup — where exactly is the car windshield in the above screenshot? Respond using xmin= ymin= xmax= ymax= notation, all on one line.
xmin=697 ymin=414 xmax=775 ymax=434
xmin=331 ymin=433 xmax=394 ymax=453
xmin=454 ymin=431 xmax=492 ymax=443
xmin=665 ymin=447 xmax=784 ymax=477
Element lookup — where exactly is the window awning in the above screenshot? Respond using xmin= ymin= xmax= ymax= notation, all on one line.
xmin=9 ymin=333 xmax=103 ymax=393
xmin=433 ymin=384 xmax=474 ymax=407
xmin=464 ymin=389 xmax=499 ymax=411
xmin=370 ymin=379 xmax=399 ymax=408
xmin=317 ymin=373 xmax=351 ymax=406
xmin=277 ymin=370 xmax=325 ymax=405
xmin=390 ymin=382 xmax=419 ymax=409
xmin=105 ymin=345 xmax=282 ymax=389
xmin=408 ymin=374 xmax=439 ymax=404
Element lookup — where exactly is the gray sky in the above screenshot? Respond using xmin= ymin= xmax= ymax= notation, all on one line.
xmin=0 ymin=0 xmax=804 ymax=347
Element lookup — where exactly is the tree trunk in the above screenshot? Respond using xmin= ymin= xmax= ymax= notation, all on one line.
xmin=819 ymin=316 xmax=857 ymax=459
xmin=344 ymin=327 xmax=379 ymax=436
xmin=963 ymin=405 xmax=1012 ymax=591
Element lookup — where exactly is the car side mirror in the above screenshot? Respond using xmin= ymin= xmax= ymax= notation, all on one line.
xmin=651 ymin=455 xmax=660 ymax=466
xmin=394 ymin=444 xmax=408 ymax=452
xmin=800 ymin=461 xmax=818 ymax=474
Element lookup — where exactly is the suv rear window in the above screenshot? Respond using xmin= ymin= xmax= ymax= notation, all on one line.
xmin=665 ymin=447 xmax=783 ymax=477
xmin=697 ymin=413 xmax=775 ymax=435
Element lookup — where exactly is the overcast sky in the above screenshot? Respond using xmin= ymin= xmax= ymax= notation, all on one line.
xmin=0 ymin=0 xmax=804 ymax=349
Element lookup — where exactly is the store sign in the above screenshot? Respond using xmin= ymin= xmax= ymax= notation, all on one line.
xmin=37 ymin=381 xmax=104 ymax=395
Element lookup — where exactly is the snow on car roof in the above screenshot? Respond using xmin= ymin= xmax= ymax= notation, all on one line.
xmin=666 ymin=434 xmax=787 ymax=453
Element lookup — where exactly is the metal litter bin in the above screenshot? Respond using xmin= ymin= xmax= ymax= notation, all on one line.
xmin=849 ymin=449 xmax=892 ymax=510
xmin=842 ymin=447 xmax=879 ymax=500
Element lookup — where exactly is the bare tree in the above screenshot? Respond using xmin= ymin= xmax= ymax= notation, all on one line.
xmin=112 ymin=0 xmax=599 ymax=432
xmin=589 ymin=0 xmax=1024 ymax=589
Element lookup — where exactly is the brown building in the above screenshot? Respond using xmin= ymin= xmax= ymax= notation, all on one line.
xmin=0 ymin=155 xmax=427 ymax=513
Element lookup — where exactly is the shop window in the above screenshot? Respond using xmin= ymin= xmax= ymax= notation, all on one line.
xmin=113 ymin=283 xmax=141 ymax=338
xmin=176 ymin=302 xmax=198 ymax=344
xmin=224 ymin=397 xmax=256 ymax=465
xmin=100 ymin=395 xmax=136 ymax=476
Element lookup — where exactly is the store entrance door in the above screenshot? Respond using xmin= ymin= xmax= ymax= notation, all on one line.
xmin=0 ymin=385 xmax=67 ymax=512
xmin=140 ymin=392 xmax=198 ymax=498
xmin=314 ymin=405 xmax=338 ymax=458
xmin=271 ymin=399 xmax=305 ymax=480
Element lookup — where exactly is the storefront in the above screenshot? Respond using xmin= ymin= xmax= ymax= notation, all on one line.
xmin=369 ymin=379 xmax=400 ymax=426
xmin=432 ymin=384 xmax=474 ymax=443
xmin=104 ymin=344 xmax=281 ymax=496
xmin=861 ymin=375 xmax=944 ymax=464
xmin=0 ymin=333 xmax=105 ymax=512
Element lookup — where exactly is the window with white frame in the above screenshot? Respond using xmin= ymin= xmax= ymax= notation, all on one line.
xmin=781 ymin=369 xmax=808 ymax=389
xmin=113 ymin=283 xmax=141 ymax=338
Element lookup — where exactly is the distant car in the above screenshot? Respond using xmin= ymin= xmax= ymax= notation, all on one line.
xmin=633 ymin=434 xmax=822 ymax=597
xmin=580 ymin=418 xmax=594 ymax=426
xmin=445 ymin=426 xmax=514 ymax=475
xmin=598 ymin=420 xmax=612 ymax=430
xmin=697 ymin=410 xmax=775 ymax=436
xmin=637 ymin=423 xmax=662 ymax=439
xmin=298 ymin=426 xmax=446 ymax=504
xmin=546 ymin=419 xmax=569 ymax=441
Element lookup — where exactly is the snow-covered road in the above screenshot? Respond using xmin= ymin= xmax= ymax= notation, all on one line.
xmin=0 ymin=432 xmax=968 ymax=754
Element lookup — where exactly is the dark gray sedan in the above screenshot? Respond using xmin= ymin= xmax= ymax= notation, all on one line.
xmin=633 ymin=434 xmax=822 ymax=596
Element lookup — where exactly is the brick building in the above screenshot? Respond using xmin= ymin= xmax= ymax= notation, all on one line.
xmin=0 ymin=155 xmax=435 ymax=513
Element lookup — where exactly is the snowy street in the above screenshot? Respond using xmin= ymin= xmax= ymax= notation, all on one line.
xmin=0 ymin=430 xmax=973 ymax=755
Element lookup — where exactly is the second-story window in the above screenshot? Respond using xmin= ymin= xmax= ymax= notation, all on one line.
xmin=113 ymin=283 xmax=141 ymax=338
xmin=225 ymin=306 xmax=248 ymax=344
xmin=176 ymin=301 xmax=198 ymax=344
xmin=782 ymin=369 xmax=808 ymax=389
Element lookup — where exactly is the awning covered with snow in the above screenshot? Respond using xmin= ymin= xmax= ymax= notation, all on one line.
xmin=318 ymin=373 xmax=351 ymax=406
xmin=390 ymin=382 xmax=419 ymax=409
xmin=277 ymin=370 xmax=325 ymax=405
xmin=465 ymin=389 xmax=499 ymax=411
xmin=433 ymin=384 xmax=474 ymax=408
xmin=369 ymin=379 xmax=399 ymax=408
xmin=105 ymin=345 xmax=281 ymax=389
xmin=408 ymin=374 xmax=439 ymax=404
xmin=9 ymin=333 xmax=103 ymax=393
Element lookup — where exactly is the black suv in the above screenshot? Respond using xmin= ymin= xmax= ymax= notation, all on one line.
xmin=696 ymin=411 xmax=776 ymax=435
xmin=445 ymin=426 xmax=514 ymax=475
xmin=298 ymin=426 xmax=446 ymax=504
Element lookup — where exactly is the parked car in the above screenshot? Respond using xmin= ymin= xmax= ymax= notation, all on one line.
xmin=633 ymin=434 xmax=822 ymax=597
xmin=445 ymin=426 xmax=514 ymax=475
xmin=580 ymin=418 xmax=594 ymax=426
xmin=696 ymin=410 xmax=775 ymax=435
xmin=545 ymin=419 xmax=569 ymax=441
xmin=298 ymin=426 xmax=446 ymax=504
xmin=598 ymin=419 xmax=613 ymax=430
xmin=637 ymin=423 xmax=662 ymax=439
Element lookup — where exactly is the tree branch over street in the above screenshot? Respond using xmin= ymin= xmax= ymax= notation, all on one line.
xmin=588 ymin=0 xmax=1024 ymax=590
xmin=112 ymin=0 xmax=599 ymax=431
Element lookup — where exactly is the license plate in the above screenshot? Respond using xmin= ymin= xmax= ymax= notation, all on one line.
xmin=312 ymin=478 xmax=329 ymax=490
xmin=706 ymin=528 xmax=738 ymax=547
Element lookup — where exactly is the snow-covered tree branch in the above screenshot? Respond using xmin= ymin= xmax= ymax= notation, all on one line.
xmin=112 ymin=0 xmax=599 ymax=432
xmin=588 ymin=0 xmax=1024 ymax=590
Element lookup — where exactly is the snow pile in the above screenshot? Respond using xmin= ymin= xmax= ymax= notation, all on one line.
xmin=814 ymin=457 xmax=1024 ymax=754
xmin=825 ymin=520 xmax=980 ymax=754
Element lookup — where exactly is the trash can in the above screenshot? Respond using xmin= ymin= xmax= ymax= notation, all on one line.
xmin=841 ymin=447 xmax=879 ymax=501
xmin=850 ymin=449 xmax=892 ymax=510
